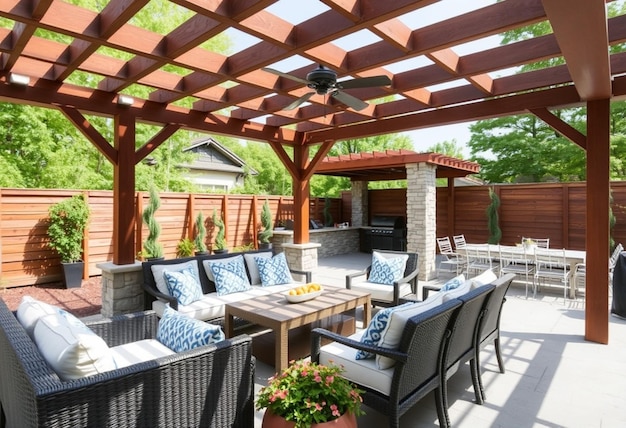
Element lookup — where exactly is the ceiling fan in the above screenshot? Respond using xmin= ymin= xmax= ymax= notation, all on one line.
xmin=262 ymin=64 xmax=391 ymax=111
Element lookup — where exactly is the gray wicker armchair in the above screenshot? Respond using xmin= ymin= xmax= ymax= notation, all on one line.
xmin=0 ymin=299 xmax=254 ymax=428
xmin=312 ymin=298 xmax=463 ymax=428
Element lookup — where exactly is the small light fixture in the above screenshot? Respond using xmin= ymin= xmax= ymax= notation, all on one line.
xmin=117 ymin=94 xmax=134 ymax=106
xmin=9 ymin=73 xmax=30 ymax=86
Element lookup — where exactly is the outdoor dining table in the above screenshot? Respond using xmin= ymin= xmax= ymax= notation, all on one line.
xmin=463 ymin=243 xmax=586 ymax=298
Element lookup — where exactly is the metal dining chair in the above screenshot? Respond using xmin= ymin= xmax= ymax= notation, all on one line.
xmin=534 ymin=248 xmax=569 ymax=300
xmin=437 ymin=236 xmax=466 ymax=276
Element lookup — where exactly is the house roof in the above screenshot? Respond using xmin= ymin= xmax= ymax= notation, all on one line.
xmin=182 ymin=137 xmax=258 ymax=175
xmin=0 ymin=0 xmax=616 ymax=147
xmin=315 ymin=150 xmax=480 ymax=181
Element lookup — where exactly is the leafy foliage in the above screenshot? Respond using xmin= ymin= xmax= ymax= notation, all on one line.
xmin=212 ymin=209 xmax=227 ymax=250
xmin=258 ymin=200 xmax=273 ymax=244
xmin=486 ymin=187 xmax=502 ymax=244
xmin=47 ymin=195 xmax=90 ymax=262
xmin=256 ymin=360 xmax=364 ymax=428
xmin=142 ymin=187 xmax=163 ymax=258
xmin=194 ymin=211 xmax=207 ymax=252
xmin=176 ymin=238 xmax=195 ymax=258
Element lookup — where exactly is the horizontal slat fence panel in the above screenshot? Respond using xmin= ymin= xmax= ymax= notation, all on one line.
xmin=3 ymin=182 xmax=626 ymax=289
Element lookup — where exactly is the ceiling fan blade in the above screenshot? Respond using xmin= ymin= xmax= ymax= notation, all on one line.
xmin=283 ymin=92 xmax=314 ymax=110
xmin=331 ymin=90 xmax=368 ymax=111
xmin=262 ymin=67 xmax=309 ymax=85
xmin=337 ymin=75 xmax=391 ymax=90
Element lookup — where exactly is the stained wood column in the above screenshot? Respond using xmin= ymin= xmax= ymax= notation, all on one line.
xmin=113 ymin=112 xmax=136 ymax=264
xmin=292 ymin=145 xmax=310 ymax=244
xmin=585 ymin=98 xmax=610 ymax=344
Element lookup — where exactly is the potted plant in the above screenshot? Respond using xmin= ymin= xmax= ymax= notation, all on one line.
xmin=194 ymin=211 xmax=208 ymax=255
xmin=258 ymin=199 xmax=273 ymax=249
xmin=141 ymin=187 xmax=163 ymax=260
xmin=212 ymin=208 xmax=228 ymax=254
xmin=256 ymin=360 xmax=364 ymax=428
xmin=323 ymin=197 xmax=333 ymax=227
xmin=47 ymin=194 xmax=90 ymax=288
xmin=176 ymin=238 xmax=195 ymax=258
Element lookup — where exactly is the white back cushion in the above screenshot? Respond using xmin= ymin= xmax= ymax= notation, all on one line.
xmin=34 ymin=312 xmax=116 ymax=380
xmin=151 ymin=260 xmax=200 ymax=296
xmin=16 ymin=296 xmax=60 ymax=338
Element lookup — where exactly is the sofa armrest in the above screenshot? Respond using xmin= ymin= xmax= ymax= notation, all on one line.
xmin=142 ymin=282 xmax=179 ymax=310
xmin=394 ymin=268 xmax=420 ymax=295
xmin=311 ymin=327 xmax=407 ymax=365
xmin=84 ymin=311 xmax=159 ymax=347
xmin=289 ymin=268 xmax=312 ymax=283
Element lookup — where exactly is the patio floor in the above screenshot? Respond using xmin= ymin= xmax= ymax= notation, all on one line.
xmin=253 ymin=252 xmax=626 ymax=427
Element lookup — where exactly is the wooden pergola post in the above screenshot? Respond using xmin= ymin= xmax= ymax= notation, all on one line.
xmin=585 ymin=98 xmax=610 ymax=343
xmin=292 ymin=145 xmax=310 ymax=244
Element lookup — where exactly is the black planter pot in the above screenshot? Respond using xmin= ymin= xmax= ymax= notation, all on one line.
xmin=61 ymin=261 xmax=84 ymax=288
xmin=213 ymin=248 xmax=229 ymax=254
xmin=147 ymin=256 xmax=165 ymax=262
xmin=195 ymin=251 xmax=209 ymax=256
xmin=258 ymin=242 xmax=272 ymax=250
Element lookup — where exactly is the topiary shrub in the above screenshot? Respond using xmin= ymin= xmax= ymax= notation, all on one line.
xmin=194 ymin=211 xmax=207 ymax=253
xmin=142 ymin=187 xmax=163 ymax=259
xmin=258 ymin=199 xmax=273 ymax=244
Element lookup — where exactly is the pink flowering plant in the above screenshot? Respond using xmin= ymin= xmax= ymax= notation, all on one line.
xmin=256 ymin=360 xmax=364 ymax=427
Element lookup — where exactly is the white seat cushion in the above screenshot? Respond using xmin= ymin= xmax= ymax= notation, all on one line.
xmin=318 ymin=330 xmax=394 ymax=395
xmin=349 ymin=281 xmax=412 ymax=303
xmin=151 ymin=283 xmax=303 ymax=320
xmin=110 ymin=339 xmax=175 ymax=369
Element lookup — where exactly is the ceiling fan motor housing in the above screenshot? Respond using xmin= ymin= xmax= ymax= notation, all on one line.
xmin=307 ymin=66 xmax=337 ymax=94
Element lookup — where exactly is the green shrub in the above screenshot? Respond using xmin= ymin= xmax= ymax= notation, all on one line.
xmin=47 ymin=194 xmax=90 ymax=263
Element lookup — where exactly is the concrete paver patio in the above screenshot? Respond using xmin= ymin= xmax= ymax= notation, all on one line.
xmin=254 ymin=252 xmax=626 ymax=427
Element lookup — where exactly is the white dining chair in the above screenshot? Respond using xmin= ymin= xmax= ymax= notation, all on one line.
xmin=453 ymin=234 xmax=467 ymax=250
xmin=498 ymin=245 xmax=535 ymax=298
xmin=436 ymin=236 xmax=466 ymax=276
xmin=521 ymin=237 xmax=550 ymax=248
xmin=572 ymin=243 xmax=622 ymax=298
xmin=534 ymin=247 xmax=569 ymax=300
xmin=465 ymin=244 xmax=499 ymax=277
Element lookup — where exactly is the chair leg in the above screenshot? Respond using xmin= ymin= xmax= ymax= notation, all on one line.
xmin=435 ymin=386 xmax=450 ymax=428
xmin=470 ymin=357 xmax=484 ymax=405
xmin=494 ymin=336 xmax=506 ymax=374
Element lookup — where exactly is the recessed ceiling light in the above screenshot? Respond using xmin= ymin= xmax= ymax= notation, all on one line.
xmin=9 ymin=73 xmax=30 ymax=86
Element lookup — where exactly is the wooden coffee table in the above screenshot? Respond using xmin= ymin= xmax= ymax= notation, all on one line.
xmin=224 ymin=288 xmax=371 ymax=371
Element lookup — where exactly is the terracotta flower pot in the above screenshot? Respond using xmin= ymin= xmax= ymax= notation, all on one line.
xmin=261 ymin=410 xmax=357 ymax=428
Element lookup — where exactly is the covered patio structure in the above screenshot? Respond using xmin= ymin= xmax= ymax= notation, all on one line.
xmin=0 ymin=0 xmax=618 ymax=342
xmin=316 ymin=149 xmax=480 ymax=280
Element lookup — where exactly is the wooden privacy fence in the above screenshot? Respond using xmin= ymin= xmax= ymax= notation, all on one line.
xmin=2 ymin=182 xmax=626 ymax=289
xmin=0 ymin=189 xmax=343 ymax=288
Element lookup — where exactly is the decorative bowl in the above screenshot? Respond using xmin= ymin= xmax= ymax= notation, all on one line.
xmin=285 ymin=288 xmax=323 ymax=303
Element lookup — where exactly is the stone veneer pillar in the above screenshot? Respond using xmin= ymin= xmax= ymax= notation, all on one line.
xmin=351 ymin=180 xmax=369 ymax=227
xmin=281 ymin=243 xmax=321 ymax=282
xmin=406 ymin=163 xmax=437 ymax=281
xmin=97 ymin=261 xmax=144 ymax=317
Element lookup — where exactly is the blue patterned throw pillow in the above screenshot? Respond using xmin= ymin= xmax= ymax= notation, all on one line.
xmin=368 ymin=251 xmax=409 ymax=285
xmin=355 ymin=302 xmax=413 ymax=360
xmin=440 ymin=274 xmax=465 ymax=292
xmin=156 ymin=307 xmax=224 ymax=352
xmin=163 ymin=267 xmax=203 ymax=305
xmin=209 ymin=255 xmax=251 ymax=296
xmin=255 ymin=252 xmax=293 ymax=286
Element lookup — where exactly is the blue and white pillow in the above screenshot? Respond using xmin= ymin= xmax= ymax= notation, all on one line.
xmin=255 ymin=252 xmax=293 ymax=286
xmin=440 ymin=274 xmax=465 ymax=292
xmin=156 ymin=307 xmax=224 ymax=352
xmin=163 ymin=267 xmax=203 ymax=306
xmin=356 ymin=302 xmax=413 ymax=360
xmin=209 ymin=255 xmax=251 ymax=296
xmin=368 ymin=251 xmax=409 ymax=285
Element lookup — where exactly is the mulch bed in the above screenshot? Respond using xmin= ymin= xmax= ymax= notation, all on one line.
xmin=1 ymin=277 xmax=102 ymax=317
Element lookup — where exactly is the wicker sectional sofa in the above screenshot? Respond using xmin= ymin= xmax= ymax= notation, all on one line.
xmin=142 ymin=249 xmax=312 ymax=321
xmin=0 ymin=299 xmax=255 ymax=428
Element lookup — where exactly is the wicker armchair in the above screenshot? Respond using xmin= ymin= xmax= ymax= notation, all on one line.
xmin=312 ymin=299 xmax=463 ymax=428
xmin=346 ymin=250 xmax=419 ymax=307
xmin=0 ymin=299 xmax=254 ymax=428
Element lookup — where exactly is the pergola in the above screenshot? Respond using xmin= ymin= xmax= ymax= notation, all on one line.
xmin=0 ymin=0 xmax=618 ymax=342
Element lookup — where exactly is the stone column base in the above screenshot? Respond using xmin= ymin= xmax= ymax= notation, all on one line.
xmin=97 ymin=261 xmax=144 ymax=317
xmin=282 ymin=243 xmax=321 ymax=282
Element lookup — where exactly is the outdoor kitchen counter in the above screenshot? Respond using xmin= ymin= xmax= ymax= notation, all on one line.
xmin=272 ymin=227 xmax=360 ymax=258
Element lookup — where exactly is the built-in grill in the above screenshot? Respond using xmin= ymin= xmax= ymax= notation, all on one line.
xmin=369 ymin=215 xmax=407 ymax=252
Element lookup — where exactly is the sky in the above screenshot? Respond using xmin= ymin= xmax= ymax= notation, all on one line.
xmin=226 ymin=0 xmax=500 ymax=157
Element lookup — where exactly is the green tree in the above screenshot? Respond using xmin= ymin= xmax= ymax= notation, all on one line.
xmin=427 ymin=139 xmax=464 ymax=159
